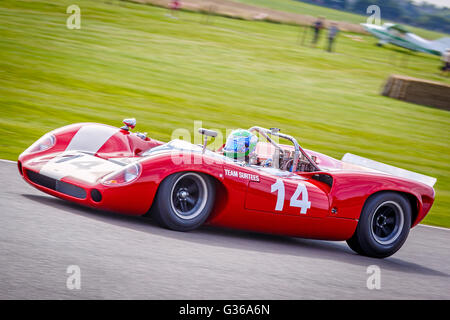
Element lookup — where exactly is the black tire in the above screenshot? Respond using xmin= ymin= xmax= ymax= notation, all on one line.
xmin=346 ymin=192 xmax=411 ymax=258
xmin=152 ymin=172 xmax=215 ymax=231
xmin=346 ymin=234 xmax=365 ymax=255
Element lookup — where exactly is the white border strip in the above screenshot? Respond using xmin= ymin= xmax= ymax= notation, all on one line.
xmin=418 ymin=224 xmax=450 ymax=231
xmin=0 ymin=159 xmax=16 ymax=164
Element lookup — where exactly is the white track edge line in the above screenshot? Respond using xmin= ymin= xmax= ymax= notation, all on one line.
xmin=417 ymin=224 xmax=450 ymax=231
xmin=0 ymin=159 xmax=16 ymax=164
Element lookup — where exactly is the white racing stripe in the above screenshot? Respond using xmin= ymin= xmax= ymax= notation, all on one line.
xmin=39 ymin=124 xmax=119 ymax=182
xmin=66 ymin=124 xmax=118 ymax=153
xmin=342 ymin=153 xmax=437 ymax=187
xmin=39 ymin=152 xmax=123 ymax=183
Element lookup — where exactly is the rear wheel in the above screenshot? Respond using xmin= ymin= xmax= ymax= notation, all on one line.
xmin=152 ymin=172 xmax=215 ymax=231
xmin=346 ymin=192 xmax=411 ymax=258
xmin=346 ymin=234 xmax=364 ymax=255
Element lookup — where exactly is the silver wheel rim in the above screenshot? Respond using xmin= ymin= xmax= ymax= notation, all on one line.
xmin=370 ymin=201 xmax=404 ymax=245
xmin=170 ymin=173 xmax=208 ymax=220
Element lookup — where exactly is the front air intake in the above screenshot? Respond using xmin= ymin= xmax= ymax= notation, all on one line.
xmin=26 ymin=170 xmax=87 ymax=199
xmin=90 ymin=189 xmax=102 ymax=202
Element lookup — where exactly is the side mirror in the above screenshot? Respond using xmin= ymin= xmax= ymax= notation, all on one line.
xmin=121 ymin=118 xmax=136 ymax=131
xmin=198 ymin=128 xmax=218 ymax=153
xmin=198 ymin=128 xmax=218 ymax=138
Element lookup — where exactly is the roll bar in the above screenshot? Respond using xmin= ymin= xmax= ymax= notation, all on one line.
xmin=248 ymin=126 xmax=320 ymax=172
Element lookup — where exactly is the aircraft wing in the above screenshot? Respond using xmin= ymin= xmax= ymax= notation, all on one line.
xmin=429 ymin=37 xmax=450 ymax=54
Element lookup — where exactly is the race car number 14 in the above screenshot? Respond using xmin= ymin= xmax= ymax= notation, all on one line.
xmin=271 ymin=179 xmax=311 ymax=214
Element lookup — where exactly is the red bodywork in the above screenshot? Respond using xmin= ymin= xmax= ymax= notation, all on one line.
xmin=18 ymin=123 xmax=435 ymax=241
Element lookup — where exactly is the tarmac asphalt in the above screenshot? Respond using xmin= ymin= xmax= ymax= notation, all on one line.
xmin=1 ymin=161 xmax=448 ymax=299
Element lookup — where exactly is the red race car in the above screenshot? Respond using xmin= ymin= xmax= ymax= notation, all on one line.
xmin=18 ymin=119 xmax=436 ymax=258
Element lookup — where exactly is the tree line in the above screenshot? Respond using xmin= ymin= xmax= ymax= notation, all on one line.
xmin=298 ymin=0 xmax=450 ymax=34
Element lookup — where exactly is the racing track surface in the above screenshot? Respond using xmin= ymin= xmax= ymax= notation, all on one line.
xmin=0 ymin=161 xmax=449 ymax=299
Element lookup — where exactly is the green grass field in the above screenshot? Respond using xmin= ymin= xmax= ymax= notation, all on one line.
xmin=1 ymin=0 xmax=449 ymax=227
xmin=233 ymin=0 xmax=448 ymax=39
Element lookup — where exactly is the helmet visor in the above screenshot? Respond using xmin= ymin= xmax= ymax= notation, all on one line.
xmin=223 ymin=135 xmax=250 ymax=157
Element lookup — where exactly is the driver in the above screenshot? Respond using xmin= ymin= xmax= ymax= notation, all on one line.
xmin=223 ymin=129 xmax=258 ymax=163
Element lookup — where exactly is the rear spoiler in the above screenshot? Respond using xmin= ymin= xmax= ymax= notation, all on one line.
xmin=341 ymin=153 xmax=436 ymax=188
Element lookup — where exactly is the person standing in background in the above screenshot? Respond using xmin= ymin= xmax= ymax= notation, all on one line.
xmin=166 ymin=0 xmax=181 ymax=19
xmin=311 ymin=16 xmax=324 ymax=47
xmin=441 ymin=48 xmax=450 ymax=76
xmin=327 ymin=22 xmax=339 ymax=52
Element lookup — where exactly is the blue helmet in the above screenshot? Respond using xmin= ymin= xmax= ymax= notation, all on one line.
xmin=223 ymin=129 xmax=258 ymax=159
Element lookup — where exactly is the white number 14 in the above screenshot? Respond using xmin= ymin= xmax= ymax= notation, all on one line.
xmin=271 ymin=179 xmax=311 ymax=214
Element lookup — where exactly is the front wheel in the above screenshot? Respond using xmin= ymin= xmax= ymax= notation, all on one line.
xmin=346 ymin=192 xmax=411 ymax=258
xmin=152 ymin=172 xmax=216 ymax=231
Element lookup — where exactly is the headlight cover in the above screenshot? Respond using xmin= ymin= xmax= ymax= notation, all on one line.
xmin=101 ymin=163 xmax=141 ymax=186
xmin=25 ymin=134 xmax=56 ymax=154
